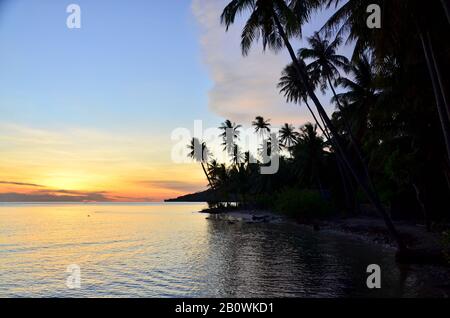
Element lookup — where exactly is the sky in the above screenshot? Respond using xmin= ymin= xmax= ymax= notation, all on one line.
xmin=0 ymin=0 xmax=350 ymax=202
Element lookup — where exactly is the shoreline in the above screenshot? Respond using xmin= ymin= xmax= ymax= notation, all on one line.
xmin=201 ymin=208 xmax=449 ymax=257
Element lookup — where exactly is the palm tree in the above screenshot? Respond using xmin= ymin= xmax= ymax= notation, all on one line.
xmin=221 ymin=0 xmax=406 ymax=250
xmin=279 ymin=123 xmax=299 ymax=149
xmin=187 ymin=138 xmax=214 ymax=189
xmin=252 ymin=116 xmax=271 ymax=138
xmin=231 ymin=144 xmax=244 ymax=166
xmin=299 ymin=33 xmax=372 ymax=164
xmin=279 ymin=63 xmax=331 ymax=139
xmin=252 ymin=116 xmax=274 ymax=162
xmin=293 ymin=123 xmax=327 ymax=193
xmin=320 ymin=0 xmax=376 ymax=59
xmin=300 ymin=33 xmax=349 ymax=108
xmin=334 ymin=54 xmax=379 ymax=142
xmin=279 ymin=65 xmax=361 ymax=214
xmin=259 ymin=138 xmax=281 ymax=159
xmin=219 ymin=119 xmax=242 ymax=154
xmin=244 ymin=151 xmax=257 ymax=165
xmin=322 ymin=0 xmax=450 ymax=168
xmin=207 ymin=159 xmax=221 ymax=188
xmin=208 ymin=160 xmax=229 ymax=189
xmin=279 ymin=63 xmax=308 ymax=104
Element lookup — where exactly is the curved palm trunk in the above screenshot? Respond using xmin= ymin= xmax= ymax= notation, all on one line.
xmin=272 ymin=13 xmax=406 ymax=251
xmin=201 ymin=162 xmax=214 ymax=191
xmin=303 ymin=99 xmax=329 ymax=138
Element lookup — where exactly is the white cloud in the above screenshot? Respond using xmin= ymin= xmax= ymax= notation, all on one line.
xmin=191 ymin=0 xmax=312 ymax=126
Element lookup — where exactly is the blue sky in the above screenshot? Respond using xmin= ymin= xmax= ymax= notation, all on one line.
xmin=0 ymin=0 xmax=349 ymax=133
xmin=0 ymin=0 xmax=353 ymax=201
xmin=0 ymin=0 xmax=221 ymax=135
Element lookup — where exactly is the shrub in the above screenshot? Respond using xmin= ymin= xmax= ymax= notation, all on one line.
xmin=274 ymin=189 xmax=333 ymax=220
xmin=251 ymin=193 xmax=276 ymax=209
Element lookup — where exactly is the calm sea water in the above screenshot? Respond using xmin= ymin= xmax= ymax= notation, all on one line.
xmin=0 ymin=202 xmax=446 ymax=297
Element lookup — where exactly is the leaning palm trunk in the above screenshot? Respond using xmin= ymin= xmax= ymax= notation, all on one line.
xmin=201 ymin=162 xmax=215 ymax=192
xmin=327 ymin=76 xmax=370 ymax=168
xmin=303 ymin=98 xmax=359 ymax=214
xmin=272 ymin=13 xmax=406 ymax=251
xmin=327 ymin=75 xmax=358 ymax=139
xmin=303 ymin=98 xmax=329 ymax=139
xmin=315 ymin=100 xmax=360 ymax=215
xmin=326 ymin=75 xmax=378 ymax=197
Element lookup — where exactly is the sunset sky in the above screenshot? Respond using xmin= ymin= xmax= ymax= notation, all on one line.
xmin=0 ymin=0 xmax=342 ymax=202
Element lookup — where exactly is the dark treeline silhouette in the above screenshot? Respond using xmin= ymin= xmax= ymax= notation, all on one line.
xmin=188 ymin=0 xmax=450 ymax=256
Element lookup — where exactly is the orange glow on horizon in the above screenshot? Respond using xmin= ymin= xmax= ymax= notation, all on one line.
xmin=0 ymin=124 xmax=207 ymax=202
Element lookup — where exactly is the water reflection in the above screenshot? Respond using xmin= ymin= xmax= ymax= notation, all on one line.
xmin=204 ymin=219 xmax=426 ymax=297
xmin=0 ymin=203 xmax=446 ymax=297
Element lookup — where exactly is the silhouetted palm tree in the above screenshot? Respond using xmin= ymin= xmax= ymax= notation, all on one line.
xmin=279 ymin=123 xmax=299 ymax=149
xmin=279 ymin=63 xmax=331 ymax=139
xmin=334 ymin=54 xmax=379 ymax=142
xmin=243 ymin=151 xmax=257 ymax=165
xmin=253 ymin=116 xmax=274 ymax=162
xmin=207 ymin=159 xmax=227 ymax=190
xmin=231 ymin=144 xmax=244 ymax=166
xmin=300 ymin=33 xmax=349 ymax=105
xmin=187 ymin=138 xmax=213 ymax=189
xmin=258 ymin=137 xmax=282 ymax=159
xmin=219 ymin=119 xmax=242 ymax=154
xmin=299 ymin=33 xmax=370 ymax=155
xmin=207 ymin=159 xmax=220 ymax=185
xmin=293 ymin=123 xmax=327 ymax=193
xmin=322 ymin=0 xmax=450 ymax=166
xmin=279 ymin=63 xmax=308 ymax=104
xmin=335 ymin=55 xmax=377 ymax=103
xmin=252 ymin=116 xmax=271 ymax=138
xmin=221 ymin=0 xmax=405 ymax=250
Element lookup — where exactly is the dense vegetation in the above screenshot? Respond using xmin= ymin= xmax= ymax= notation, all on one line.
xmin=188 ymin=0 xmax=450 ymax=251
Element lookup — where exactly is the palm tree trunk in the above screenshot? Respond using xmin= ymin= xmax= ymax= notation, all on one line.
xmin=419 ymin=29 xmax=450 ymax=164
xmin=272 ymin=12 xmax=406 ymax=251
xmin=326 ymin=75 xmax=381 ymax=200
xmin=304 ymin=99 xmax=358 ymax=214
xmin=201 ymin=162 xmax=214 ymax=191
